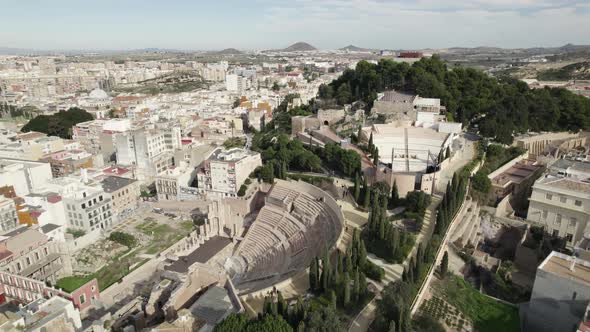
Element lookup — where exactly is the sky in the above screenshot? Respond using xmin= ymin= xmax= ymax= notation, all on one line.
xmin=1 ymin=0 xmax=589 ymax=51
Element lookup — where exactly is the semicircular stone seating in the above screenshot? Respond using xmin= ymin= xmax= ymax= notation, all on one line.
xmin=226 ymin=179 xmax=344 ymax=293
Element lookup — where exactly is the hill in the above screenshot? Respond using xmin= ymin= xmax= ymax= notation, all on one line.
xmin=339 ymin=45 xmax=371 ymax=52
xmin=538 ymin=61 xmax=590 ymax=81
xmin=282 ymin=42 xmax=317 ymax=52
xmin=217 ymin=48 xmax=242 ymax=55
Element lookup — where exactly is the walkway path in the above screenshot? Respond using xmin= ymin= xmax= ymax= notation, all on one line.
xmin=348 ymin=196 xmax=442 ymax=332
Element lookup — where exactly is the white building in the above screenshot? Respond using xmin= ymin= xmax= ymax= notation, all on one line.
xmin=527 ymin=175 xmax=590 ymax=249
xmin=46 ymin=177 xmax=113 ymax=232
xmin=521 ymin=251 xmax=590 ymax=332
xmin=0 ymin=158 xmax=53 ymax=196
xmin=225 ymin=74 xmax=247 ymax=93
xmin=196 ymin=148 xmax=262 ymax=198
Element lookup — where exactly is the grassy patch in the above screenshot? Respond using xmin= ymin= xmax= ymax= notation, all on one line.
xmin=437 ymin=276 xmax=520 ymax=332
xmin=55 ymin=275 xmax=93 ymax=292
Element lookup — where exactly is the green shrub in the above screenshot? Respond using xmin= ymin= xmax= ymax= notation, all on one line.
xmin=109 ymin=232 xmax=138 ymax=248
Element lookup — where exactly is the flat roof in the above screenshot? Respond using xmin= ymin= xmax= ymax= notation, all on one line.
xmin=540 ymin=251 xmax=590 ymax=286
xmin=165 ymin=236 xmax=231 ymax=273
xmin=101 ymin=176 xmax=137 ymax=193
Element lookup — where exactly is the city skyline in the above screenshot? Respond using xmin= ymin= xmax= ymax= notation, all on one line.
xmin=1 ymin=0 xmax=590 ymax=51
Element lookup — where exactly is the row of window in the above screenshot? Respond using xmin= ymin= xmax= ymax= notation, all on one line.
xmin=545 ymin=193 xmax=582 ymax=206
xmin=1 ymin=273 xmax=43 ymax=293
xmin=12 ymin=248 xmax=49 ymax=273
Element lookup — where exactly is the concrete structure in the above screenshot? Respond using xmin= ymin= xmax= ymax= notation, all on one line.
xmin=225 ymin=180 xmax=344 ymax=293
xmin=0 ymin=159 xmax=53 ymax=197
xmin=521 ymin=251 xmax=590 ymax=332
xmin=449 ymin=198 xmax=481 ymax=248
xmin=0 ymin=133 xmax=66 ymax=161
xmin=514 ymin=132 xmax=588 ymax=157
xmin=489 ymin=158 xmax=543 ymax=200
xmin=361 ymin=124 xmax=452 ymax=172
xmin=41 ymin=150 xmax=93 ymax=177
xmin=527 ymin=175 xmax=590 ymax=249
xmin=196 ymin=148 xmax=261 ymax=198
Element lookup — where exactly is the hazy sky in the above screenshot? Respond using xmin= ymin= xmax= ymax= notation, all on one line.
xmin=1 ymin=0 xmax=589 ymax=50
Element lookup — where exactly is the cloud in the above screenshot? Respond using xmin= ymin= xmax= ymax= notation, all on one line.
xmin=255 ymin=0 xmax=590 ymax=49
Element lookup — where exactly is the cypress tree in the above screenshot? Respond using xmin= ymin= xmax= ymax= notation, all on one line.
xmin=359 ymin=272 xmax=367 ymax=297
xmin=297 ymin=322 xmax=306 ymax=332
xmin=441 ymin=251 xmax=449 ymax=276
xmin=343 ymin=274 xmax=351 ymax=307
xmin=309 ymin=257 xmax=318 ymax=291
xmin=281 ymin=161 xmax=287 ymax=180
xmin=373 ymin=147 xmax=379 ymax=166
xmin=363 ymin=178 xmax=371 ymax=209
xmin=354 ymin=172 xmax=361 ymax=202
xmin=277 ymin=291 xmax=286 ymax=317
xmin=357 ymin=126 xmax=362 ymax=143
xmin=446 ymin=146 xmax=451 ymax=160
xmin=329 ymin=290 xmax=337 ymax=309
xmin=391 ymin=180 xmax=399 ymax=207
xmin=358 ymin=240 xmax=367 ymax=267
xmin=368 ymin=132 xmax=374 ymax=152
xmin=353 ymin=268 xmax=360 ymax=303
xmin=345 ymin=246 xmax=353 ymax=273
xmin=321 ymin=248 xmax=330 ymax=291
xmin=388 ymin=320 xmax=397 ymax=332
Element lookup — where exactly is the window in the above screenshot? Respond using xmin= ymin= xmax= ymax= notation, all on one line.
xmin=79 ymin=294 xmax=86 ymax=304
xmin=26 ymin=257 xmax=31 ymax=266
xmin=573 ymin=292 xmax=578 ymax=300
xmin=556 ymin=214 xmax=562 ymax=224
xmin=91 ymin=285 xmax=96 ymax=292
xmin=44 ymin=248 xmax=48 ymax=255
xmin=575 ymin=200 xmax=582 ymax=207
xmin=546 ymin=193 xmax=553 ymax=200
xmin=542 ymin=210 xmax=548 ymax=219
xmin=81 ymin=203 xmax=86 ymax=209
xmin=560 ymin=196 xmax=567 ymax=203
xmin=570 ymin=218 xmax=577 ymax=227
xmin=566 ymin=233 xmax=573 ymax=243
xmin=16 ymin=262 xmax=21 ymax=271
xmin=552 ymin=229 xmax=559 ymax=237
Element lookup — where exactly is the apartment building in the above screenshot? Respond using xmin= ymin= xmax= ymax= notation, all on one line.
xmin=196 ymin=148 xmax=262 ymax=197
xmin=47 ymin=177 xmax=114 ymax=232
xmin=0 ymin=132 xmax=66 ymax=161
xmin=0 ymin=227 xmax=70 ymax=285
xmin=527 ymin=176 xmax=590 ymax=248
xmin=41 ymin=150 xmax=93 ymax=177
xmin=0 ymin=196 xmax=18 ymax=233
xmin=101 ymin=176 xmax=140 ymax=220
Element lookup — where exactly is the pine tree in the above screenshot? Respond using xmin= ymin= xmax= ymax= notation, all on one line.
xmin=353 ymin=172 xmax=361 ymax=202
xmin=343 ymin=274 xmax=351 ymax=307
xmin=441 ymin=251 xmax=449 ymax=276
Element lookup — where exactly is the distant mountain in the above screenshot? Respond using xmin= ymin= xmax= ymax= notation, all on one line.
xmin=339 ymin=45 xmax=371 ymax=52
xmin=282 ymin=42 xmax=317 ymax=52
xmin=217 ymin=48 xmax=242 ymax=55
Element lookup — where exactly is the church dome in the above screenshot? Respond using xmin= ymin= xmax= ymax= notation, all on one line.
xmin=88 ymin=88 xmax=109 ymax=100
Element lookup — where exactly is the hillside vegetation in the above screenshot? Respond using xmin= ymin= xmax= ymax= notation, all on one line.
xmin=318 ymin=56 xmax=590 ymax=143
xmin=537 ymin=61 xmax=590 ymax=81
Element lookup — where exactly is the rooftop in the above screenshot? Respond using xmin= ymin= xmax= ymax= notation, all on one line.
xmin=537 ymin=176 xmax=590 ymax=194
xmin=101 ymin=176 xmax=137 ymax=193
xmin=379 ymin=90 xmax=415 ymax=103
xmin=539 ymin=251 xmax=590 ymax=286
xmin=165 ymin=236 xmax=232 ymax=273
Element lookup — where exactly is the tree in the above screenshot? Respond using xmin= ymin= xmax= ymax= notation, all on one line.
xmin=445 ymin=146 xmax=451 ymax=160
xmin=373 ymin=147 xmax=379 ymax=166
xmin=108 ymin=232 xmax=137 ymax=248
xmin=368 ymin=132 xmax=374 ymax=152
xmin=440 ymin=251 xmax=449 ymax=276
xmin=321 ymin=249 xmax=330 ymax=291
xmin=245 ymin=314 xmax=293 ymax=332
xmin=390 ymin=180 xmax=399 ymax=207
xmin=272 ymin=82 xmax=280 ymax=92
xmin=363 ymin=178 xmax=371 ymax=209
xmin=304 ymin=305 xmax=343 ymax=332
xmin=343 ymin=274 xmax=351 ymax=307
xmin=214 ymin=313 xmax=248 ymax=332
xmin=353 ymin=173 xmax=361 ymax=201
xmin=310 ymin=257 xmax=319 ymax=291
xmin=353 ymin=268 xmax=360 ymax=303
xmin=472 ymin=171 xmax=492 ymax=193
xmin=21 ymin=107 xmax=93 ymax=139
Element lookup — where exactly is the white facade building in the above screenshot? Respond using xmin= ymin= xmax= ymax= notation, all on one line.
xmin=196 ymin=148 xmax=262 ymax=197
xmin=0 ymin=158 xmax=53 ymax=196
